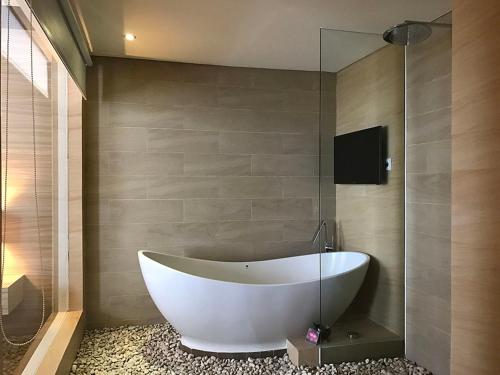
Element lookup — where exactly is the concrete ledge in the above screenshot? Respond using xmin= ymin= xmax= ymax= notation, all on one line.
xmin=286 ymin=338 xmax=320 ymax=367
xmin=21 ymin=311 xmax=84 ymax=375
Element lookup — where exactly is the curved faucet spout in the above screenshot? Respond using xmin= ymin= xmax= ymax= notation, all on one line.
xmin=312 ymin=220 xmax=336 ymax=252
xmin=312 ymin=220 xmax=327 ymax=244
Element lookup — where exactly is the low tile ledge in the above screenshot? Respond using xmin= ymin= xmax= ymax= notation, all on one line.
xmin=320 ymin=337 xmax=404 ymax=364
xmin=20 ymin=310 xmax=84 ymax=375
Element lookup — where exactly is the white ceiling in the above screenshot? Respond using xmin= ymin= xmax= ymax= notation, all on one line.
xmin=76 ymin=0 xmax=451 ymax=71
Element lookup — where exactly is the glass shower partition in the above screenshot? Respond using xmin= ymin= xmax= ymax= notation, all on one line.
xmin=1 ymin=1 xmax=83 ymax=373
xmin=319 ymin=28 xmax=405 ymax=363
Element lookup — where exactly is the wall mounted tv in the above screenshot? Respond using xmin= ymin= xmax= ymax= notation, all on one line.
xmin=334 ymin=126 xmax=387 ymax=185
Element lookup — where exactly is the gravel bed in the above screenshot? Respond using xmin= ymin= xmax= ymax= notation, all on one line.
xmin=71 ymin=323 xmax=430 ymax=375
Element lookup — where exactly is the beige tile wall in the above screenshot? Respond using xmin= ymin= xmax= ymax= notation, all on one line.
xmin=335 ymin=45 xmax=405 ymax=336
xmin=406 ymin=25 xmax=451 ymax=375
xmin=84 ymin=57 xmax=320 ymax=327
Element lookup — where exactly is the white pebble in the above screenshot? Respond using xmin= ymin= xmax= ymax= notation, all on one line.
xmin=70 ymin=323 xmax=432 ymax=375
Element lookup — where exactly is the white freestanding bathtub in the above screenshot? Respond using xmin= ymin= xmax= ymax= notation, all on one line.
xmin=138 ymin=250 xmax=369 ymax=353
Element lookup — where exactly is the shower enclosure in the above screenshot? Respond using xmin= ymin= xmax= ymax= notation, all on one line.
xmin=318 ymin=28 xmax=405 ymax=362
xmin=317 ymin=18 xmax=451 ymax=366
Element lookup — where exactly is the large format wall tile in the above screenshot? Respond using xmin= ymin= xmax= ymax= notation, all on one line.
xmin=281 ymin=177 xmax=318 ymax=198
xmin=107 ymin=199 xmax=184 ymax=224
xmin=282 ymin=220 xmax=318 ymax=241
xmin=147 ymin=176 xmax=219 ymax=199
xmin=107 ymin=152 xmax=184 ymax=176
xmin=147 ymin=223 xmax=218 ymax=246
xmin=87 ymin=127 xmax=148 ymax=152
xmin=84 ymin=57 xmax=319 ymax=327
xmin=407 ymin=202 xmax=451 ymax=239
xmin=184 ymin=199 xmax=251 ymax=221
xmin=251 ymin=198 xmax=314 ymax=220
xmin=215 ymin=221 xmax=284 ymax=242
xmin=95 ymin=78 xmax=218 ymax=107
xmin=148 ymin=129 xmax=219 ymax=153
xmin=107 ymin=102 xmax=186 ymax=129
xmin=251 ymin=155 xmax=317 ymax=176
xmin=218 ymin=176 xmax=282 ymax=198
xmin=216 ymin=86 xmax=286 ymax=110
xmin=86 ymin=175 xmax=148 ymax=199
xmin=406 ymin=173 xmax=451 ymax=205
xmin=406 ymin=107 xmax=451 ymax=145
xmin=219 ymin=132 xmax=282 ymax=154
xmin=184 ymin=154 xmax=251 ymax=176
xmin=406 ymin=74 xmax=451 ymax=118
xmin=406 ymin=141 xmax=451 ymax=174
xmin=335 ymin=44 xmax=405 ymax=336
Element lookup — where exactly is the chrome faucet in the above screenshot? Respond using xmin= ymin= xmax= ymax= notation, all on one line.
xmin=311 ymin=220 xmax=336 ymax=252
xmin=311 ymin=220 xmax=326 ymax=244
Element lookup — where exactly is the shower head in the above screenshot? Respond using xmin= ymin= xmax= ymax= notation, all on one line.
xmin=383 ymin=21 xmax=432 ymax=45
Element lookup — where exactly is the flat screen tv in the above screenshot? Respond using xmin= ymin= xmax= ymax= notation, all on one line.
xmin=334 ymin=126 xmax=386 ymax=185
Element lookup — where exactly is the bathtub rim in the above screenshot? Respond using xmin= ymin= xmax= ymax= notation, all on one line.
xmin=138 ymin=250 xmax=370 ymax=288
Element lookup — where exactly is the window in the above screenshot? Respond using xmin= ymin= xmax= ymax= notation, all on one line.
xmin=1 ymin=6 xmax=49 ymax=96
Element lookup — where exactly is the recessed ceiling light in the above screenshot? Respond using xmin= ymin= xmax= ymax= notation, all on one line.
xmin=124 ymin=33 xmax=136 ymax=41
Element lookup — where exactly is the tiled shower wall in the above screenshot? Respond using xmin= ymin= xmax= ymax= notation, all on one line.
xmin=84 ymin=57 xmax=319 ymax=327
xmin=335 ymin=45 xmax=405 ymax=336
xmin=406 ymin=23 xmax=452 ymax=375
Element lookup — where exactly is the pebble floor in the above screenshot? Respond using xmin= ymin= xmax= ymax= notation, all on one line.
xmin=71 ymin=323 xmax=431 ymax=375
